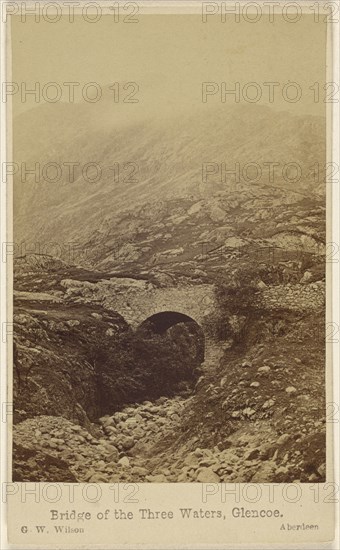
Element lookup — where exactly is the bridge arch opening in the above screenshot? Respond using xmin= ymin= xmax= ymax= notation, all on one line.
xmin=96 ymin=310 xmax=208 ymax=413
xmin=138 ymin=311 xmax=202 ymax=334
xmin=136 ymin=310 xmax=205 ymax=368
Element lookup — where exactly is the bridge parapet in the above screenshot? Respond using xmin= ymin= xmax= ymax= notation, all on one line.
xmin=106 ymin=282 xmax=216 ymax=329
xmin=61 ymin=277 xmax=217 ymax=328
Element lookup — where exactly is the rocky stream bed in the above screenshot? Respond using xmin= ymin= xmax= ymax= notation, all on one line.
xmin=13 ymin=389 xmax=326 ymax=484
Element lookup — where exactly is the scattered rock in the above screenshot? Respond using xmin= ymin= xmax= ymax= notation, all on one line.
xmin=193 ymin=448 xmax=204 ymax=458
xmin=262 ymin=399 xmax=275 ymax=410
xmin=251 ymin=461 xmax=277 ymax=482
xmin=317 ymin=463 xmax=326 ymax=478
xmin=131 ymin=466 xmax=148 ymax=476
xmin=245 ymin=448 xmax=260 ymax=461
xmin=118 ymin=436 xmax=135 ymax=451
xmin=243 ymin=408 xmax=256 ymax=417
xmin=118 ymin=457 xmax=130 ymax=467
xmin=308 ymin=473 xmax=319 ymax=481
xmin=66 ymin=320 xmax=80 ymax=327
xmin=275 ymin=466 xmax=289 ymax=475
xmin=106 ymin=446 xmax=119 ymax=461
xmin=196 ymin=468 xmax=220 ymax=483
xmin=91 ymin=312 xmax=102 ymax=320
xmin=88 ymin=473 xmax=108 ymax=483
xmin=300 ymin=271 xmax=313 ymax=283
xmin=184 ymin=453 xmax=199 ymax=467
xmin=258 ymin=366 xmax=271 ymax=373
xmin=277 ymin=434 xmax=291 ymax=445
xmin=257 ymin=280 xmax=267 ymax=289
xmin=146 ymin=474 xmax=166 ymax=482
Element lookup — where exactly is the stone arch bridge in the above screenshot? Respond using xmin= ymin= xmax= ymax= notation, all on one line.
xmin=62 ymin=277 xmax=220 ymax=364
xmin=105 ymin=279 xmax=220 ymax=365
xmin=105 ymin=281 xmax=216 ymax=330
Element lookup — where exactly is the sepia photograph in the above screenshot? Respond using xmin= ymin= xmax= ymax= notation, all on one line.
xmin=0 ymin=0 xmax=340 ymax=550
xmin=3 ymin=2 xmax=340 ymax=547
xmin=8 ymin=8 xmax=329 ymax=488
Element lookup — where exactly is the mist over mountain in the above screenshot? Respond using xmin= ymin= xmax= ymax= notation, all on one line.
xmin=13 ymin=101 xmax=325 ymax=274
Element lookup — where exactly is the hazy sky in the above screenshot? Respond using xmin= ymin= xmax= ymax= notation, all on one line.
xmin=10 ymin=13 xmax=327 ymax=117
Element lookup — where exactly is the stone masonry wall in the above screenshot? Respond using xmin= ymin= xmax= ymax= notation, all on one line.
xmin=61 ymin=278 xmax=216 ymax=328
xmin=61 ymin=278 xmax=325 ymax=335
xmin=258 ymin=281 xmax=325 ymax=311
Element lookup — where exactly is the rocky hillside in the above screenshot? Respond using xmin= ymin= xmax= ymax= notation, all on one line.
xmin=12 ymin=103 xmax=326 ymax=483
xmin=13 ymin=258 xmax=205 ymax=425
xmin=13 ymin=251 xmax=325 ymax=483
xmin=13 ymin=103 xmax=325 ymax=253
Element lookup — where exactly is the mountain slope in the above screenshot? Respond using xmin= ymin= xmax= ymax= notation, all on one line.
xmin=13 ymin=103 xmax=325 ymax=255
